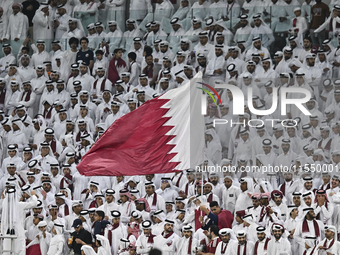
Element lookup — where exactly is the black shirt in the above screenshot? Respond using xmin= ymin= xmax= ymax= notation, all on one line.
xmin=22 ymin=0 xmax=40 ymax=26
xmin=71 ymin=227 xmax=93 ymax=254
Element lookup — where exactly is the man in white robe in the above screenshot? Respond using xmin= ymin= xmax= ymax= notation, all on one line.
xmin=3 ymin=3 xmax=29 ymax=56
xmin=176 ymin=225 xmax=198 ymax=255
xmin=1 ymin=189 xmax=38 ymax=255
xmin=293 ymin=207 xmax=325 ymax=254
xmin=225 ymin=230 xmax=255 ymax=255
xmin=54 ymin=4 xmax=72 ymax=40
xmin=104 ymin=210 xmax=128 ymax=255
xmin=136 ymin=220 xmax=156 ymax=254
xmin=32 ymin=3 xmax=54 ymax=52
xmin=153 ymin=219 xmax=180 ymax=255
xmin=267 ymin=224 xmax=292 ymax=255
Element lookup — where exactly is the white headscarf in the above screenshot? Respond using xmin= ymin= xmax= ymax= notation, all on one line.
xmin=96 ymin=234 xmax=111 ymax=255
xmin=81 ymin=246 xmax=97 ymax=255
xmin=68 ymin=18 xmax=85 ymax=35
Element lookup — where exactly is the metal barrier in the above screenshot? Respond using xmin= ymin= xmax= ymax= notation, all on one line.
xmin=0 ymin=235 xmax=18 ymax=255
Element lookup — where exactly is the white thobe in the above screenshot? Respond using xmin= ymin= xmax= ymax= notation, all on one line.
xmin=104 ymin=224 xmax=127 ymax=255
xmin=2 ymin=195 xmax=38 ymax=255
xmin=136 ymin=234 xmax=155 ymax=254
xmin=153 ymin=232 xmax=180 ymax=255
xmin=76 ymin=73 xmax=95 ymax=92
xmin=17 ymin=90 xmax=37 ymax=118
xmin=31 ymin=51 xmax=51 ymax=68
xmin=222 ymin=185 xmax=241 ymax=214
xmin=247 ymin=25 xmax=275 ymax=48
xmin=5 ymin=12 xmax=29 ymax=40
xmin=0 ymin=53 xmax=16 ymax=75
xmin=267 ymin=238 xmax=292 ymax=255
xmin=55 ymin=14 xmax=72 ymax=40
xmin=17 ymin=66 xmax=36 ymax=81
xmin=32 ymin=11 xmax=54 ymax=41
xmin=129 ymin=0 xmax=152 ymax=21
xmin=234 ymin=25 xmax=253 ymax=44
xmin=235 ymin=191 xmax=253 ymax=212
xmin=61 ymin=29 xmax=85 ymax=50
xmin=176 ymin=236 xmax=199 ymax=255
xmin=144 ymin=193 xmax=166 ymax=212
xmin=97 ymin=202 xmax=119 ymax=220
xmin=225 ymin=240 xmax=254 ymax=255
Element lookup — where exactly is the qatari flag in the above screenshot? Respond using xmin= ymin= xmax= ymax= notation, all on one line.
xmin=77 ymin=72 xmax=205 ymax=176
xmin=26 ymin=244 xmax=42 ymax=255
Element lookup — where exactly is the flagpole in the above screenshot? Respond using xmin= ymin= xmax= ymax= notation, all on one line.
xmin=201 ymin=167 xmax=203 ymax=217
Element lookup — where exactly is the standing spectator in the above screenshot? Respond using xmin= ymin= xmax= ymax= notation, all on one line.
xmin=106 ymin=0 xmax=126 ymax=31
xmin=310 ymin=0 xmax=330 ymax=47
xmin=1 ymin=0 xmax=14 ymax=22
xmin=69 ymin=219 xmax=92 ymax=255
xmin=0 ymin=44 xmax=16 ymax=77
xmin=32 ymin=3 xmax=54 ymax=52
xmin=54 ymin=5 xmax=72 ymax=41
xmin=3 ymin=4 xmax=29 ymax=56
xmin=0 ymin=8 xmax=9 ymax=58
xmin=76 ymin=37 xmax=94 ymax=70
xmin=61 ymin=19 xmax=85 ymax=51
xmin=21 ymin=0 xmax=40 ymax=41
xmin=200 ymin=201 xmax=234 ymax=230
xmin=108 ymin=49 xmax=127 ymax=89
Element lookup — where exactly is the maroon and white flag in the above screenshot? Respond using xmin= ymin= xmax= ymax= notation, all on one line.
xmin=77 ymin=73 xmax=205 ymax=176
